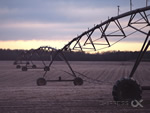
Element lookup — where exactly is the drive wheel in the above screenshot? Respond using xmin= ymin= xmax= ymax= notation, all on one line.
xmin=74 ymin=77 xmax=83 ymax=86
xmin=32 ymin=65 xmax=37 ymax=69
xmin=37 ymin=78 xmax=47 ymax=86
xmin=22 ymin=66 xmax=28 ymax=71
xmin=112 ymin=78 xmax=142 ymax=102
xmin=26 ymin=62 xmax=30 ymax=65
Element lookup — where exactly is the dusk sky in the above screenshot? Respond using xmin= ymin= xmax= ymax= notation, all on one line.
xmin=0 ymin=0 xmax=149 ymax=52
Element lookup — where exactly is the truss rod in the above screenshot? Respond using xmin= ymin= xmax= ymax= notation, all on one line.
xmin=129 ymin=31 xmax=150 ymax=78
xmin=62 ymin=6 xmax=150 ymax=51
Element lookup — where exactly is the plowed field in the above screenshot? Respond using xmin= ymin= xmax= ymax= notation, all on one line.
xmin=0 ymin=61 xmax=150 ymax=113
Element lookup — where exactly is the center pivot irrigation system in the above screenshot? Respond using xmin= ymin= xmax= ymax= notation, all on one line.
xmin=14 ymin=6 xmax=150 ymax=101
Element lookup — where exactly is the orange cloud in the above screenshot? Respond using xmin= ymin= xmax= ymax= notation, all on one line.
xmin=0 ymin=40 xmax=67 ymax=50
xmin=0 ymin=40 xmax=144 ymax=53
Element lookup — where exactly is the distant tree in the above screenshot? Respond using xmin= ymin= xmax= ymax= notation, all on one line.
xmin=0 ymin=49 xmax=150 ymax=61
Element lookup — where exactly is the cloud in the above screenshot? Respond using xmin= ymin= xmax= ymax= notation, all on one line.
xmin=0 ymin=40 xmax=67 ymax=50
xmin=0 ymin=22 xmax=94 ymax=40
xmin=0 ymin=3 xmax=119 ymax=41
xmin=0 ymin=0 xmax=149 ymax=51
xmin=0 ymin=1 xmax=117 ymax=23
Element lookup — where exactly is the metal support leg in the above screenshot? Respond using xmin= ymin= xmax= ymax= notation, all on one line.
xmin=60 ymin=52 xmax=77 ymax=78
xmin=48 ymin=50 xmax=60 ymax=67
xmin=129 ymin=35 xmax=150 ymax=78
xmin=42 ymin=50 xmax=60 ymax=78
xmin=43 ymin=50 xmax=77 ymax=78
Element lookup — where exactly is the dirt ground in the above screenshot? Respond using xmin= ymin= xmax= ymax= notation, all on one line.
xmin=0 ymin=61 xmax=150 ymax=113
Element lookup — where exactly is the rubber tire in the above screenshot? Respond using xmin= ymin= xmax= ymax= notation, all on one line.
xmin=16 ymin=65 xmax=21 ymax=69
xmin=44 ymin=66 xmax=50 ymax=71
xmin=112 ymin=78 xmax=142 ymax=102
xmin=22 ymin=66 xmax=28 ymax=71
xmin=26 ymin=62 xmax=30 ymax=65
xmin=14 ymin=62 xmax=17 ymax=65
xmin=37 ymin=78 xmax=47 ymax=86
xmin=74 ymin=77 xmax=83 ymax=86
xmin=32 ymin=65 xmax=37 ymax=69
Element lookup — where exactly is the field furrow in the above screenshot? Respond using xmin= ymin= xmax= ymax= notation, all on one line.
xmin=0 ymin=61 xmax=150 ymax=113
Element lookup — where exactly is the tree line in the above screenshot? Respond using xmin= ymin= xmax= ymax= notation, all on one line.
xmin=0 ymin=49 xmax=150 ymax=61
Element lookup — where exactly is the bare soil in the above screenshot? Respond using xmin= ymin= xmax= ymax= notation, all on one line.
xmin=0 ymin=61 xmax=150 ymax=113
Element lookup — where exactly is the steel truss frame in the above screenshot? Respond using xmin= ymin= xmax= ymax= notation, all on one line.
xmin=14 ymin=6 xmax=150 ymax=86
xmin=62 ymin=6 xmax=150 ymax=51
xmin=14 ymin=46 xmax=79 ymax=84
